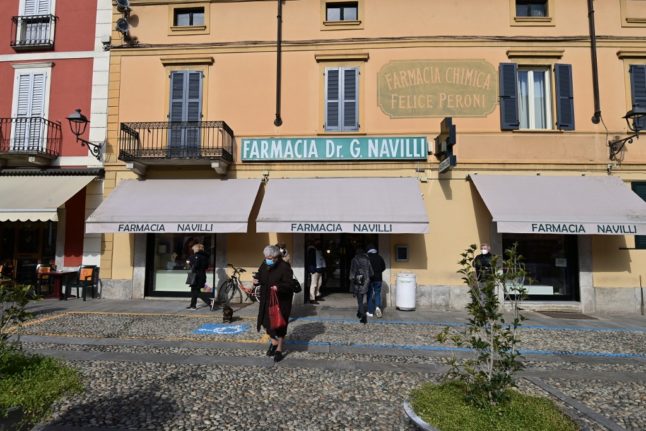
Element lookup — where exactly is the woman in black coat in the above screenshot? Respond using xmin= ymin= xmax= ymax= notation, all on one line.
xmin=253 ymin=244 xmax=294 ymax=362
xmin=187 ymin=243 xmax=211 ymax=309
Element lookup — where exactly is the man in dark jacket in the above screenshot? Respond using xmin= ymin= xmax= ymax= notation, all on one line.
xmin=350 ymin=248 xmax=373 ymax=324
xmin=366 ymin=244 xmax=386 ymax=318
xmin=474 ymin=243 xmax=493 ymax=281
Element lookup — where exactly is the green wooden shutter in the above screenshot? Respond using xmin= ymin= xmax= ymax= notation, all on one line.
xmin=499 ymin=63 xmax=519 ymax=130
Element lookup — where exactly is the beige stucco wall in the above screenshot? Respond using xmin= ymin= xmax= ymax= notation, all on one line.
xmin=101 ymin=0 xmax=646 ymax=310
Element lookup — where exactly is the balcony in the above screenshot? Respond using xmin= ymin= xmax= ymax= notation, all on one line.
xmin=11 ymin=15 xmax=57 ymax=51
xmin=0 ymin=117 xmax=61 ymax=167
xmin=119 ymin=121 xmax=235 ymax=175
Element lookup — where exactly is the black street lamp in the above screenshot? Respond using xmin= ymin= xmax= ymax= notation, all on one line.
xmin=608 ymin=107 xmax=646 ymax=162
xmin=66 ymin=108 xmax=103 ymax=161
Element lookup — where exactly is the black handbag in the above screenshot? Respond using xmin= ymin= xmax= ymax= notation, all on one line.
xmin=185 ymin=272 xmax=197 ymax=285
xmin=291 ymin=277 xmax=302 ymax=293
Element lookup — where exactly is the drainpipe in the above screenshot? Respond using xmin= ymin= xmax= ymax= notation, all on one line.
xmin=274 ymin=0 xmax=283 ymax=127
xmin=588 ymin=0 xmax=602 ymax=124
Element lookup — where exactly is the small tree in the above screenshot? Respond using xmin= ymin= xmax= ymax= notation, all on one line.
xmin=0 ymin=283 xmax=32 ymax=350
xmin=437 ymin=243 xmax=528 ymax=408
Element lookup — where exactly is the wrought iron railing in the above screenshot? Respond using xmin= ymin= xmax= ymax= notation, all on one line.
xmin=11 ymin=15 xmax=57 ymax=49
xmin=119 ymin=121 xmax=234 ymax=162
xmin=0 ymin=117 xmax=62 ymax=157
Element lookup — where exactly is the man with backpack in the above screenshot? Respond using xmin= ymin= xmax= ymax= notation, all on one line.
xmin=349 ymin=248 xmax=373 ymax=324
xmin=366 ymin=244 xmax=386 ymax=318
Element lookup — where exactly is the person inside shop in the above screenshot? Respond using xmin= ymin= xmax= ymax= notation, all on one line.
xmin=253 ymin=244 xmax=294 ymax=363
xmin=350 ymin=247 xmax=373 ymax=324
xmin=474 ymin=243 xmax=494 ymax=282
xmin=186 ymin=243 xmax=211 ymax=310
xmin=306 ymin=239 xmax=326 ymax=304
xmin=276 ymin=243 xmax=291 ymax=265
xmin=366 ymin=244 xmax=386 ymax=318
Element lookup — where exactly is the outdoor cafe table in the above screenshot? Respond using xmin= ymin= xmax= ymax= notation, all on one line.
xmin=49 ymin=270 xmax=79 ymax=300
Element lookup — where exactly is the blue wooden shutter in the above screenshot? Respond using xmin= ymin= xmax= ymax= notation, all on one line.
xmin=555 ymin=64 xmax=575 ymax=130
xmin=630 ymin=65 xmax=646 ymax=131
xmin=632 ymin=182 xmax=646 ymax=249
xmin=499 ymin=63 xmax=519 ymax=130
xmin=325 ymin=68 xmax=340 ymax=131
xmin=168 ymin=70 xmax=202 ymax=156
xmin=343 ymin=68 xmax=358 ymax=130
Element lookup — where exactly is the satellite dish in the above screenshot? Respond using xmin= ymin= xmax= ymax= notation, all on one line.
xmin=116 ymin=0 xmax=130 ymax=13
xmin=115 ymin=18 xmax=129 ymax=34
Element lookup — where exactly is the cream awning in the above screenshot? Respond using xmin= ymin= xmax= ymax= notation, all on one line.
xmin=0 ymin=175 xmax=95 ymax=222
xmin=470 ymin=174 xmax=646 ymax=235
xmin=256 ymin=177 xmax=429 ymax=234
xmin=86 ymin=179 xmax=261 ymax=233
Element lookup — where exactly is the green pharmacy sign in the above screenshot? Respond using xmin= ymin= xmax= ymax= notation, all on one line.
xmin=378 ymin=59 xmax=498 ymax=118
xmin=241 ymin=136 xmax=428 ymax=161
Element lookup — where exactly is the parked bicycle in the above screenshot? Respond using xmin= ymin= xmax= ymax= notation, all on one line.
xmin=212 ymin=264 xmax=260 ymax=309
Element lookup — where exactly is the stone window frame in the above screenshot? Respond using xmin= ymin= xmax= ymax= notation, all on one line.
xmin=509 ymin=0 xmax=555 ymax=27
xmin=168 ymin=2 xmax=210 ymax=36
xmin=320 ymin=0 xmax=364 ymax=31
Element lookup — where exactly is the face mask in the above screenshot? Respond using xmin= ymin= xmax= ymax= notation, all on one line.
xmin=481 ymin=249 xmax=489 ymax=255
xmin=265 ymin=258 xmax=275 ymax=266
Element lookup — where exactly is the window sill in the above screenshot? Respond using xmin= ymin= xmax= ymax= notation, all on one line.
xmin=318 ymin=130 xmax=365 ymax=136
xmin=322 ymin=20 xmax=363 ymax=31
xmin=169 ymin=25 xmax=208 ymax=35
xmin=511 ymin=17 xmax=554 ymax=27
xmin=511 ymin=129 xmax=564 ymax=134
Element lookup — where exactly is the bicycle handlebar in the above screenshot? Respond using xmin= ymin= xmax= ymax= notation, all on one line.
xmin=226 ymin=263 xmax=246 ymax=274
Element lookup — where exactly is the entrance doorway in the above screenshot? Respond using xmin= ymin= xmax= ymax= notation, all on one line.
xmin=304 ymin=233 xmax=378 ymax=299
xmin=502 ymin=234 xmax=580 ymax=301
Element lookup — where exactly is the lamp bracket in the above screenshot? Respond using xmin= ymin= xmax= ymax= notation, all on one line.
xmin=76 ymin=137 xmax=103 ymax=161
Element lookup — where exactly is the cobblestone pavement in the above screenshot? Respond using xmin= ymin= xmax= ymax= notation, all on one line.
xmin=13 ymin=303 xmax=646 ymax=431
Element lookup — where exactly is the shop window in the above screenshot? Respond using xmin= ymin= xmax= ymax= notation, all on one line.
xmin=516 ymin=0 xmax=547 ymax=17
xmin=324 ymin=67 xmax=359 ymax=132
xmin=174 ymin=7 xmax=204 ymax=27
xmin=499 ymin=63 xmax=574 ymax=131
xmin=630 ymin=65 xmax=646 ymax=131
xmin=326 ymin=2 xmax=358 ymax=21
xmin=632 ymin=182 xmax=646 ymax=249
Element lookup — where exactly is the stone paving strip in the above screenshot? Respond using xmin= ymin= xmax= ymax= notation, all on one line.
xmin=39 ymin=360 xmax=424 ymax=431
xmin=17 ymin=311 xmax=646 ymax=431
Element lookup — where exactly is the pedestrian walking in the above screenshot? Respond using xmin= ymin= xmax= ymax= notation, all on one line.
xmin=253 ymin=244 xmax=294 ymax=362
xmin=306 ymin=239 xmax=326 ymax=304
xmin=366 ymin=244 xmax=386 ymax=318
xmin=186 ymin=243 xmax=211 ymax=310
xmin=350 ymin=248 xmax=373 ymax=324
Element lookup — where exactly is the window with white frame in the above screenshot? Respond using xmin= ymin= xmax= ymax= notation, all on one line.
xmin=517 ymin=68 xmax=551 ymax=129
xmin=11 ymin=66 xmax=51 ymax=151
xmin=499 ymin=63 xmax=574 ymax=131
xmin=16 ymin=0 xmax=55 ymax=47
xmin=325 ymin=67 xmax=359 ymax=132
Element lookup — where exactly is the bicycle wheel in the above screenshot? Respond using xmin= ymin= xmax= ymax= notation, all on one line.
xmin=217 ymin=280 xmax=237 ymax=304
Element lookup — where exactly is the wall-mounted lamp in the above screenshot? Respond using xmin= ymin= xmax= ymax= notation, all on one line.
xmin=66 ymin=109 xmax=103 ymax=161
xmin=608 ymin=107 xmax=646 ymax=162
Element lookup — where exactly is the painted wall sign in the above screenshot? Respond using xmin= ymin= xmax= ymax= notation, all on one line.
xmin=254 ymin=222 xmax=429 ymax=234
xmin=240 ymin=136 xmax=428 ymax=161
xmin=378 ymin=59 xmax=498 ymax=118
xmin=497 ymin=222 xmax=646 ymax=235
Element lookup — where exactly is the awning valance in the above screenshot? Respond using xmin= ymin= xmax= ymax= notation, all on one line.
xmin=470 ymin=175 xmax=646 ymax=235
xmin=0 ymin=176 xmax=95 ymax=222
xmin=86 ymin=179 xmax=260 ymax=233
xmin=256 ymin=177 xmax=429 ymax=234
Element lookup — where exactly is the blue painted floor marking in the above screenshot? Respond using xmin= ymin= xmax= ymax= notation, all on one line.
xmin=193 ymin=323 xmax=250 ymax=335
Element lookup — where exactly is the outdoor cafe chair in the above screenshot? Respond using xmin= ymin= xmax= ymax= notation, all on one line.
xmin=71 ymin=265 xmax=100 ymax=301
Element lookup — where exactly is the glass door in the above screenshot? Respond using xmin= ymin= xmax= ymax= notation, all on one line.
xmin=502 ymin=234 xmax=579 ymax=301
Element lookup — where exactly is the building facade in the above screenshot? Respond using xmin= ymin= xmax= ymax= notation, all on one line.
xmin=94 ymin=0 xmax=646 ymax=313
xmin=0 ymin=0 xmax=111 ymax=284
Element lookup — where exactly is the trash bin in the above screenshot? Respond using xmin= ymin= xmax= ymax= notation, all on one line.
xmin=396 ymin=272 xmax=416 ymax=311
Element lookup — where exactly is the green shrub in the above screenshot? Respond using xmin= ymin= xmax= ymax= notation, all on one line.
xmin=410 ymin=381 xmax=578 ymax=431
xmin=0 ymin=347 xmax=83 ymax=427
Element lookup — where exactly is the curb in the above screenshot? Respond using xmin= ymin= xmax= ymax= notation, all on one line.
xmin=402 ymin=400 xmax=437 ymax=431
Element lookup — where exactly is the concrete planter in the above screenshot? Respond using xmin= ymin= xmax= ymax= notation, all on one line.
xmin=403 ymin=400 xmax=438 ymax=431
